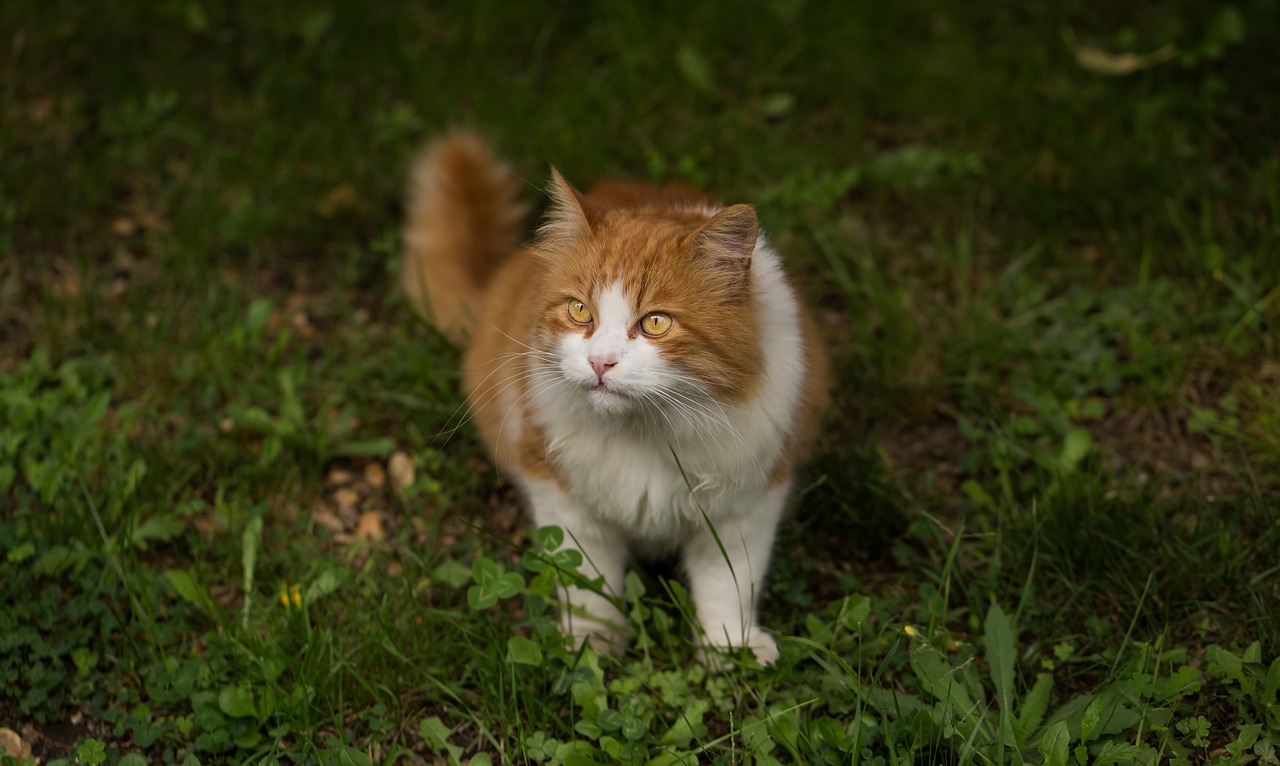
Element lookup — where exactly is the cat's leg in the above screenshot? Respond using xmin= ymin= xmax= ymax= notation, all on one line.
xmin=525 ymin=479 xmax=631 ymax=653
xmin=681 ymin=481 xmax=790 ymax=665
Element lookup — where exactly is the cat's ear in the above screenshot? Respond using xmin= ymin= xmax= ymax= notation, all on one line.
xmin=539 ymin=167 xmax=594 ymax=249
xmin=695 ymin=204 xmax=758 ymax=289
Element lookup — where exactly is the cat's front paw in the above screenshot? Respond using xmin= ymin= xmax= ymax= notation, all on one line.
xmin=744 ymin=628 xmax=780 ymax=665
xmin=697 ymin=626 xmax=779 ymax=669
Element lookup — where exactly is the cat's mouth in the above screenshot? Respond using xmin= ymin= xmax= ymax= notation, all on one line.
xmin=592 ymin=380 xmax=623 ymax=395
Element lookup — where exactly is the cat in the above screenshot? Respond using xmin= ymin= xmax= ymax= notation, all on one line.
xmin=401 ymin=132 xmax=828 ymax=664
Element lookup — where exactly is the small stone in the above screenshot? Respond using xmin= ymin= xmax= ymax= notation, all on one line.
xmin=388 ymin=451 xmax=415 ymax=492
xmin=363 ymin=462 xmax=387 ymax=488
xmin=355 ymin=511 xmax=385 ymax=542
xmin=0 ymin=727 xmax=32 ymax=760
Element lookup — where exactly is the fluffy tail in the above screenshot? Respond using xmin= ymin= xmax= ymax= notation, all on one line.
xmin=401 ymin=132 xmax=527 ymax=345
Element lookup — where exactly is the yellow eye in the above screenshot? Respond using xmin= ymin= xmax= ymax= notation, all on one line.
xmin=639 ymin=312 xmax=674 ymax=337
xmin=566 ymin=298 xmax=593 ymax=324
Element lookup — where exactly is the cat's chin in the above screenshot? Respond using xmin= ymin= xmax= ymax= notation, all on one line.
xmin=587 ymin=384 xmax=632 ymax=414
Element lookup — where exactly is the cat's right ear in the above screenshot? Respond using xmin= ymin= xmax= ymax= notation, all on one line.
xmin=539 ymin=167 xmax=593 ymax=251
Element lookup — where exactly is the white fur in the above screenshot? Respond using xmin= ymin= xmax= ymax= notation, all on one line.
xmin=517 ymin=237 xmax=806 ymax=663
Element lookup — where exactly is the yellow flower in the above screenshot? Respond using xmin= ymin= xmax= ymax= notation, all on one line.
xmin=279 ymin=583 xmax=301 ymax=609
xmin=903 ymin=624 xmax=922 ymax=638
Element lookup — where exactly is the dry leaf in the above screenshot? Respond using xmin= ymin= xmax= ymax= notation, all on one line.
xmin=327 ymin=468 xmax=355 ymax=486
xmin=316 ymin=183 xmax=358 ymax=216
xmin=1064 ymin=28 xmax=1178 ymax=76
xmin=313 ymin=508 xmax=345 ymax=534
xmin=333 ymin=487 xmax=361 ymax=512
xmin=111 ymin=216 xmax=138 ymax=236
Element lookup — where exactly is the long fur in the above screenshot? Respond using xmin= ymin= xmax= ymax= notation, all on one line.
xmin=401 ymin=132 xmax=526 ymax=344
xmin=401 ymin=132 xmax=829 ymax=663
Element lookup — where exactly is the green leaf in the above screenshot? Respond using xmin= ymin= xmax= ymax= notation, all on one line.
xmin=472 ymin=557 xmax=498 ymax=586
xmin=244 ymin=298 xmax=273 ymax=341
xmin=35 ymin=544 xmax=75 ymax=575
xmin=1091 ymin=740 xmax=1151 ymax=765
xmin=333 ymin=437 xmax=396 ymax=458
xmin=1226 ymin=723 xmax=1262 ymax=756
xmin=118 ymin=755 xmax=148 ymax=766
xmin=596 ymin=709 xmax=624 ymax=733
xmin=164 ymin=569 xmax=219 ymax=618
xmin=760 ymin=91 xmax=795 ymax=118
xmin=468 ymin=559 xmax=523 ymax=609
xmin=420 ymin=717 xmax=462 ymax=763
xmin=1038 ymin=721 xmax=1071 ymax=766
xmin=507 ymin=636 xmax=543 ymax=666
xmin=983 ymin=607 xmax=1013 ymax=748
xmin=218 ymin=685 xmax=257 ymax=718
xmin=675 ymin=45 xmax=718 ymax=96
xmin=962 ymin=479 xmax=998 ymax=512
xmin=910 ymin=646 xmax=975 ymax=711
xmin=6 ymin=541 xmax=35 ymax=563
xmin=303 ymin=567 xmax=343 ymax=603
xmin=241 ymin=514 xmax=264 ymax=626
xmin=573 ymin=719 xmax=603 ymax=740
xmin=494 ymin=571 xmax=524 ymax=599
xmin=621 ymin=714 xmax=647 ymax=742
xmin=985 ymin=604 xmax=1016 ymax=715
xmin=1017 ymin=673 xmax=1054 ymax=741
xmin=76 ymin=739 xmax=107 ymax=766
xmin=1080 ymin=694 xmax=1104 ymax=743
xmin=553 ymin=547 xmax=583 ymax=571
xmin=332 ymin=746 xmax=373 ymax=766
xmin=131 ymin=515 xmax=185 ymax=549
xmin=433 ymin=559 xmax=472 ymax=588
xmin=535 ymin=525 xmax=564 ymax=551
xmin=1057 ymin=428 xmax=1092 ymax=473
xmin=624 ymin=570 xmax=646 ymax=601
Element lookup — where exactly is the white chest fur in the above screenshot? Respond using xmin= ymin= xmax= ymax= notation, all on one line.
xmin=520 ymin=240 xmax=806 ymax=554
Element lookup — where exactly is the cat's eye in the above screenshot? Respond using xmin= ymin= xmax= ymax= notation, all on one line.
xmin=566 ymin=298 xmax=593 ymax=324
xmin=639 ymin=312 xmax=674 ymax=337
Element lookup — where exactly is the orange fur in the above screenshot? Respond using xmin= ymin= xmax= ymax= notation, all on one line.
xmin=401 ymin=132 xmax=526 ymax=344
xmin=403 ymin=132 xmax=828 ymax=488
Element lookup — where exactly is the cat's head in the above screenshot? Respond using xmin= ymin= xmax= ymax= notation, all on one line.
xmin=530 ymin=170 xmax=765 ymax=419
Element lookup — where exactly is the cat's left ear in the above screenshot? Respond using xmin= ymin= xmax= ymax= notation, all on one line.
xmin=695 ymin=204 xmax=758 ymax=290
xmin=539 ymin=167 xmax=594 ymax=249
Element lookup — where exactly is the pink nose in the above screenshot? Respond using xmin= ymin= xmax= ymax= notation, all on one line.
xmin=590 ymin=357 xmax=617 ymax=378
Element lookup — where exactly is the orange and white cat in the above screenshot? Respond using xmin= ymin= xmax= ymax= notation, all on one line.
xmin=402 ymin=132 xmax=828 ymax=663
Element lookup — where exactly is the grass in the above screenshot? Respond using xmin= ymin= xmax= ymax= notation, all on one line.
xmin=2 ymin=1 xmax=1278 ymax=764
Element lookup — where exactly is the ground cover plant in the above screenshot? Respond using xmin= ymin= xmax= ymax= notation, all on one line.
xmin=2 ymin=1 xmax=1278 ymax=763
